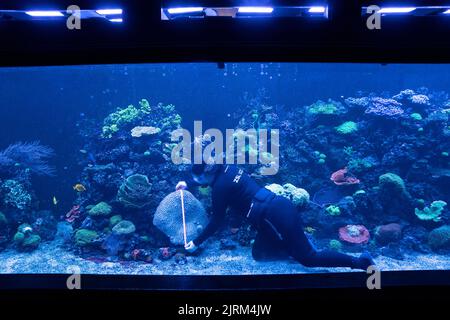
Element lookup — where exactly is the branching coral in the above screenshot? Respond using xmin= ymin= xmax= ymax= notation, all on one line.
xmin=307 ymin=100 xmax=341 ymax=115
xmin=0 ymin=141 xmax=55 ymax=176
xmin=335 ymin=121 xmax=358 ymax=135
xmin=1 ymin=179 xmax=32 ymax=210
xmin=415 ymin=200 xmax=447 ymax=222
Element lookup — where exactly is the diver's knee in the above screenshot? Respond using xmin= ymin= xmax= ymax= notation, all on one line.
xmin=294 ymin=252 xmax=318 ymax=267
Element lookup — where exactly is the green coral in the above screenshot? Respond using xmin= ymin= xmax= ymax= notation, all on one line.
xmin=13 ymin=232 xmax=25 ymax=244
xmin=415 ymin=200 xmax=447 ymax=222
xmin=335 ymin=121 xmax=358 ymax=134
xmin=410 ymin=113 xmax=423 ymax=121
xmin=101 ymin=98 xmax=169 ymax=138
xmin=139 ymin=98 xmax=151 ymax=113
xmin=329 ymin=240 xmax=343 ymax=251
xmin=347 ymin=157 xmax=375 ymax=173
xmin=22 ymin=235 xmax=41 ymax=250
xmin=109 ymin=215 xmax=123 ymax=227
xmin=428 ymin=225 xmax=450 ymax=250
xmin=75 ymin=229 xmax=98 ymax=246
xmin=378 ymin=172 xmax=406 ymax=196
xmin=325 ymin=205 xmax=341 ymax=216
xmin=88 ymin=202 xmax=112 ymax=217
xmin=13 ymin=227 xmax=41 ymax=251
xmin=308 ymin=100 xmax=339 ymax=115
xmin=102 ymin=104 xmax=141 ymax=138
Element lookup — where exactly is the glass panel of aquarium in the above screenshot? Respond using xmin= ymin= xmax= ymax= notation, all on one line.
xmin=0 ymin=63 xmax=449 ymax=275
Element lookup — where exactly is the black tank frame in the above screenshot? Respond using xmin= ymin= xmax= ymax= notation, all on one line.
xmin=0 ymin=0 xmax=449 ymax=293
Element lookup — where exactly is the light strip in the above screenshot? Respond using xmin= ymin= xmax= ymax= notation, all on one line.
xmin=238 ymin=7 xmax=274 ymax=14
xmin=109 ymin=18 xmax=123 ymax=23
xmin=444 ymin=9 xmax=450 ymax=14
xmin=378 ymin=7 xmax=417 ymax=14
xmin=309 ymin=6 xmax=326 ymax=13
xmin=96 ymin=9 xmax=123 ymax=15
xmin=25 ymin=10 xmax=64 ymax=17
xmin=167 ymin=7 xmax=204 ymax=14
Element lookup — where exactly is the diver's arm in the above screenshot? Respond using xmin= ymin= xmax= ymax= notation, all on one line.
xmin=193 ymin=192 xmax=227 ymax=246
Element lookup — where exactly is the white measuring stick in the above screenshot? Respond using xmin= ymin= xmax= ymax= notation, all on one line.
xmin=180 ymin=189 xmax=188 ymax=247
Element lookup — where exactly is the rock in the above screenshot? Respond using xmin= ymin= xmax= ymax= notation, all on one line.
xmin=220 ymin=238 xmax=237 ymax=250
xmin=375 ymin=223 xmax=402 ymax=245
xmin=158 ymin=247 xmax=176 ymax=260
xmin=112 ymin=220 xmax=136 ymax=236
xmin=428 ymin=225 xmax=450 ymax=250
xmin=381 ymin=243 xmax=404 ymax=260
xmin=153 ymin=190 xmax=208 ymax=245
xmin=54 ymin=222 xmax=73 ymax=245
xmin=174 ymin=253 xmax=187 ymax=264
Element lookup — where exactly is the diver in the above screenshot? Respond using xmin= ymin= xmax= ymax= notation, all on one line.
xmin=177 ymin=162 xmax=375 ymax=271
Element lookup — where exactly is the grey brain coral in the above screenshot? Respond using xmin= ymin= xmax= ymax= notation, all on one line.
xmin=153 ymin=190 xmax=209 ymax=245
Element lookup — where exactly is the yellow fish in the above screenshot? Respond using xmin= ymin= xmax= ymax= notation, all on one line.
xmin=52 ymin=196 xmax=58 ymax=206
xmin=73 ymin=184 xmax=86 ymax=192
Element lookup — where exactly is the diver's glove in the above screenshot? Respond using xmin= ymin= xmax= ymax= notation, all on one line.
xmin=176 ymin=181 xmax=187 ymax=191
xmin=185 ymin=240 xmax=198 ymax=253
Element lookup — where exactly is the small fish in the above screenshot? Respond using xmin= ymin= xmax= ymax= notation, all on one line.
xmin=73 ymin=184 xmax=86 ymax=192
xmin=304 ymin=226 xmax=316 ymax=234
xmin=52 ymin=196 xmax=58 ymax=206
xmin=79 ymin=149 xmax=87 ymax=154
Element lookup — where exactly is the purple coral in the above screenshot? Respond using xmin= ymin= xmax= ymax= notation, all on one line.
xmin=365 ymin=97 xmax=404 ymax=118
xmin=0 ymin=141 xmax=55 ymax=176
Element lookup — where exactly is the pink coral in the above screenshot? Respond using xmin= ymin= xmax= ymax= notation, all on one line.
xmin=65 ymin=205 xmax=81 ymax=223
xmin=339 ymin=225 xmax=370 ymax=244
xmin=330 ymin=168 xmax=360 ymax=185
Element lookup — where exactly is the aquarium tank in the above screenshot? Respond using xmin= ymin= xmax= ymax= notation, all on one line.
xmin=0 ymin=63 xmax=449 ymax=276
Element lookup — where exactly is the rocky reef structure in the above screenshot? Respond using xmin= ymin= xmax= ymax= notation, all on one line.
xmin=153 ymin=190 xmax=208 ymax=245
xmin=2 ymin=87 xmax=448 ymax=265
xmin=232 ymin=87 xmax=449 ymax=258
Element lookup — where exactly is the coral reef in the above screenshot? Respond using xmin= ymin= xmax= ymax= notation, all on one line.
xmin=88 ymin=202 xmax=112 ymax=217
xmin=117 ymin=174 xmax=153 ymax=209
xmin=339 ymin=225 xmax=370 ymax=244
xmin=0 ymin=141 xmax=55 ymax=177
xmin=428 ymin=225 xmax=450 ymax=251
xmin=1 ymin=180 xmax=32 ymax=210
xmin=265 ymin=183 xmax=310 ymax=207
xmin=415 ymin=200 xmax=447 ymax=222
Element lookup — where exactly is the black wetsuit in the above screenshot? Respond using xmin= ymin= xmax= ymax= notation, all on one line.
xmin=193 ymin=165 xmax=360 ymax=269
